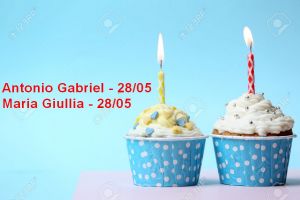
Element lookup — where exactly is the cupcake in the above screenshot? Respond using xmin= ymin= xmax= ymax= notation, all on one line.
xmin=125 ymin=33 xmax=207 ymax=187
xmin=125 ymin=104 xmax=207 ymax=187
xmin=212 ymin=93 xmax=295 ymax=186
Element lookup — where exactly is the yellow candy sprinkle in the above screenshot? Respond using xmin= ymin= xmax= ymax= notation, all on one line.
xmin=143 ymin=116 xmax=152 ymax=125
xmin=185 ymin=122 xmax=194 ymax=131
xmin=172 ymin=126 xmax=182 ymax=134
xmin=171 ymin=106 xmax=177 ymax=110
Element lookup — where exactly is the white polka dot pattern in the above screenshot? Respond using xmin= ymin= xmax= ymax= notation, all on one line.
xmin=127 ymin=138 xmax=206 ymax=187
xmin=213 ymin=137 xmax=293 ymax=186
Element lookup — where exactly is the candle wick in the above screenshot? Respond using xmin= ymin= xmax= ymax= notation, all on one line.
xmin=250 ymin=44 xmax=252 ymax=53
xmin=160 ymin=60 xmax=163 ymax=69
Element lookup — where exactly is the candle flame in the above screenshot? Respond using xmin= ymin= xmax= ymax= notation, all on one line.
xmin=157 ymin=33 xmax=164 ymax=66
xmin=243 ymin=26 xmax=254 ymax=49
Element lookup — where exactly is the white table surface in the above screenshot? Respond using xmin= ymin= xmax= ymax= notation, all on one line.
xmin=73 ymin=170 xmax=300 ymax=200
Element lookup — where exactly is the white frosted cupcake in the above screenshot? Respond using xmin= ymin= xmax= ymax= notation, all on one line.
xmin=213 ymin=93 xmax=294 ymax=136
xmin=212 ymin=93 xmax=295 ymax=186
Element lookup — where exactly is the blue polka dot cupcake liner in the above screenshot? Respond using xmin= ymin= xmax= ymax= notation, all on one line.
xmin=125 ymin=136 xmax=208 ymax=187
xmin=212 ymin=135 xmax=296 ymax=187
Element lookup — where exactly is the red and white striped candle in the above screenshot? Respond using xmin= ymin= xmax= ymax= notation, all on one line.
xmin=248 ymin=51 xmax=255 ymax=94
xmin=243 ymin=26 xmax=255 ymax=94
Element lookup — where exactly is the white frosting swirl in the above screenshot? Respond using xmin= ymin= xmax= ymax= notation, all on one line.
xmin=214 ymin=93 xmax=294 ymax=136
xmin=128 ymin=124 xmax=201 ymax=138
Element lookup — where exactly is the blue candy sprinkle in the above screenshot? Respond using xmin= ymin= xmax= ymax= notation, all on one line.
xmin=176 ymin=118 xmax=186 ymax=127
xmin=151 ymin=111 xmax=159 ymax=120
xmin=145 ymin=127 xmax=154 ymax=136
xmin=133 ymin=123 xmax=139 ymax=129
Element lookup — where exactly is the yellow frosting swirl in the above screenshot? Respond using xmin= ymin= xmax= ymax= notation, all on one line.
xmin=129 ymin=104 xmax=202 ymax=137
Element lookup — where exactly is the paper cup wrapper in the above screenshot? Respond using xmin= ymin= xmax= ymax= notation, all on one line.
xmin=212 ymin=135 xmax=296 ymax=187
xmin=125 ymin=136 xmax=208 ymax=187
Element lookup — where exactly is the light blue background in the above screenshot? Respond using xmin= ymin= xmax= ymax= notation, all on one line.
xmin=0 ymin=0 xmax=299 ymax=199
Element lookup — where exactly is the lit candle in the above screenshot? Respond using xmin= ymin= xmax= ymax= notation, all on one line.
xmin=243 ymin=26 xmax=255 ymax=94
xmin=157 ymin=33 xmax=165 ymax=104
